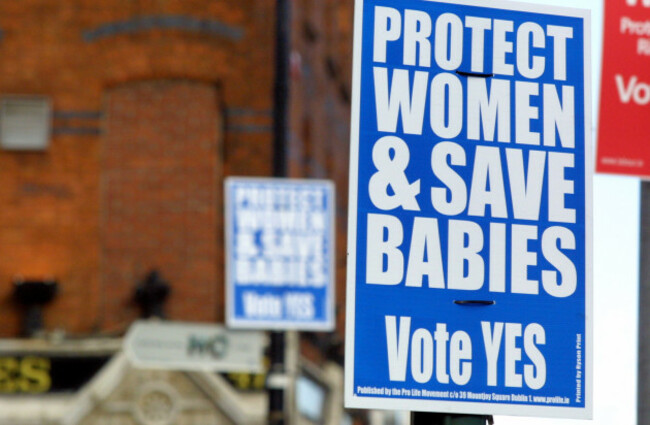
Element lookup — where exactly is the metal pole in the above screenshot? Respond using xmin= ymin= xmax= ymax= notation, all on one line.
xmin=269 ymin=332 xmax=287 ymax=425
xmin=273 ymin=0 xmax=290 ymax=179
xmin=411 ymin=412 xmax=492 ymax=425
xmin=638 ymin=182 xmax=650 ymax=425
xmin=269 ymin=1 xmax=290 ymax=424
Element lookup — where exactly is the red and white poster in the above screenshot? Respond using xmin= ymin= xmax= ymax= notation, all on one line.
xmin=597 ymin=0 xmax=650 ymax=177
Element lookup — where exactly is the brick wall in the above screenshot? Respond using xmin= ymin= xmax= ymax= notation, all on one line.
xmin=0 ymin=0 xmax=355 ymax=339
xmin=102 ymin=80 xmax=222 ymax=329
xmin=290 ymin=0 xmax=354 ymax=341
xmin=0 ymin=0 xmax=276 ymax=336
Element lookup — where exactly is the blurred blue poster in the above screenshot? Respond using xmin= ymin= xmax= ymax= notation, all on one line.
xmin=344 ymin=0 xmax=592 ymax=418
xmin=226 ymin=177 xmax=335 ymax=330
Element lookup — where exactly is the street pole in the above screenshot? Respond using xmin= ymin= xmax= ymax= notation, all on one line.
xmin=411 ymin=412 xmax=493 ymax=425
xmin=269 ymin=1 xmax=290 ymax=425
xmin=273 ymin=0 xmax=289 ymax=180
xmin=639 ymin=182 xmax=650 ymax=425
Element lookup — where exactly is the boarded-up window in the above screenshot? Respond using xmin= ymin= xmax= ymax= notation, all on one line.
xmin=102 ymin=81 xmax=222 ymax=327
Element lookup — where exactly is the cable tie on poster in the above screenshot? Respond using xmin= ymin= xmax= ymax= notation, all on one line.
xmin=454 ymin=300 xmax=496 ymax=306
xmin=455 ymin=70 xmax=494 ymax=78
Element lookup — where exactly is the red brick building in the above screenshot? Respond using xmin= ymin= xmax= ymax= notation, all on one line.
xmin=0 ymin=2 xmax=364 ymax=424
xmin=0 ymin=0 xmax=353 ymax=344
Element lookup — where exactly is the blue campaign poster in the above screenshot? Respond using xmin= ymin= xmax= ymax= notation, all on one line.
xmin=344 ymin=0 xmax=592 ymax=418
xmin=226 ymin=177 xmax=335 ymax=331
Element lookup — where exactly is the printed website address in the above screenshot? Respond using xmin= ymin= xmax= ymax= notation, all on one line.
xmin=601 ymin=156 xmax=644 ymax=167
xmin=356 ymin=386 xmax=571 ymax=405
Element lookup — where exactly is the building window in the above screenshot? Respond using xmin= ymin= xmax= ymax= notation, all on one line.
xmin=296 ymin=373 xmax=328 ymax=424
xmin=0 ymin=97 xmax=51 ymax=151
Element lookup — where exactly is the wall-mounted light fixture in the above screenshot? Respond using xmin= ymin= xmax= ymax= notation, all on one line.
xmin=12 ymin=277 xmax=58 ymax=337
xmin=134 ymin=270 xmax=170 ymax=319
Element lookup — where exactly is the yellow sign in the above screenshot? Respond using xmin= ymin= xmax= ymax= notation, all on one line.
xmin=0 ymin=356 xmax=51 ymax=394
